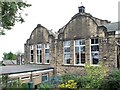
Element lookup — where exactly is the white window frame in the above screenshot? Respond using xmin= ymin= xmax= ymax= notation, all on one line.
xmin=74 ymin=39 xmax=85 ymax=66
xmin=30 ymin=45 xmax=34 ymax=63
xmin=41 ymin=73 xmax=48 ymax=82
xmin=44 ymin=43 xmax=50 ymax=64
xmin=36 ymin=44 xmax=42 ymax=64
xmin=90 ymin=38 xmax=99 ymax=66
xmin=63 ymin=41 xmax=71 ymax=65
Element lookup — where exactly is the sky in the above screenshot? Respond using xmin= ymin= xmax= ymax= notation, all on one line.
xmin=0 ymin=0 xmax=119 ymax=60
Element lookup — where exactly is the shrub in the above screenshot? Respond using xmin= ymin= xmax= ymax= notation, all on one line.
xmin=58 ymin=80 xmax=77 ymax=89
xmin=60 ymin=74 xmax=80 ymax=84
xmin=38 ymin=76 xmax=61 ymax=89
xmin=76 ymin=63 xmax=107 ymax=89
xmin=100 ymin=69 xmax=120 ymax=90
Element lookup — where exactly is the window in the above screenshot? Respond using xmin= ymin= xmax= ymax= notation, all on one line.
xmin=36 ymin=44 xmax=42 ymax=63
xmin=74 ymin=40 xmax=85 ymax=65
xmin=44 ymin=44 xmax=50 ymax=64
xmin=42 ymin=74 xmax=48 ymax=82
xmin=90 ymin=38 xmax=99 ymax=65
xmin=30 ymin=45 xmax=34 ymax=62
xmin=64 ymin=41 xmax=71 ymax=64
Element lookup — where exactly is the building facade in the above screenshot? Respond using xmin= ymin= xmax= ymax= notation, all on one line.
xmin=24 ymin=6 xmax=120 ymax=76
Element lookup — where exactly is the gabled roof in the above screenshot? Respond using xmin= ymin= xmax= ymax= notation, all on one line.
xmin=103 ymin=22 xmax=120 ymax=32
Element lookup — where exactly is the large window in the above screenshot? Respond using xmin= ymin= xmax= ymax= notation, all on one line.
xmin=30 ymin=45 xmax=34 ymax=62
xmin=74 ymin=40 xmax=85 ymax=65
xmin=90 ymin=38 xmax=99 ymax=65
xmin=64 ymin=41 xmax=71 ymax=64
xmin=36 ymin=44 xmax=42 ymax=63
xmin=44 ymin=44 xmax=50 ymax=64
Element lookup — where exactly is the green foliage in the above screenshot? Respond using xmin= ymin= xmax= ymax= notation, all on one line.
xmin=58 ymin=64 xmax=107 ymax=89
xmin=39 ymin=82 xmax=53 ymax=89
xmin=100 ymin=69 xmax=120 ymax=90
xmin=1 ymin=75 xmax=29 ymax=90
xmin=81 ymin=63 xmax=107 ymax=89
xmin=0 ymin=1 xmax=31 ymax=35
xmin=58 ymin=80 xmax=77 ymax=89
xmin=3 ymin=52 xmax=17 ymax=60
xmin=60 ymin=74 xmax=80 ymax=84
xmin=39 ymin=76 xmax=61 ymax=89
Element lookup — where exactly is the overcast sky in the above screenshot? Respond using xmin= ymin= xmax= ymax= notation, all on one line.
xmin=0 ymin=0 xmax=119 ymax=60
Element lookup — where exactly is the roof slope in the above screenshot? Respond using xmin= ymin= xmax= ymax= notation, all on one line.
xmin=103 ymin=22 xmax=120 ymax=32
xmin=0 ymin=64 xmax=54 ymax=75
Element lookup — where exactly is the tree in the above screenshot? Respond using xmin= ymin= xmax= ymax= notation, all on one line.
xmin=0 ymin=0 xmax=31 ymax=35
xmin=3 ymin=52 xmax=17 ymax=60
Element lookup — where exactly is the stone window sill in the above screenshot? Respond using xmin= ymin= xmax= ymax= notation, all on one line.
xmin=62 ymin=64 xmax=85 ymax=67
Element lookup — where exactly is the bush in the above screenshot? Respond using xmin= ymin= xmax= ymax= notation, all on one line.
xmin=100 ymin=69 xmax=120 ymax=90
xmin=38 ymin=76 xmax=61 ymax=89
xmin=60 ymin=74 xmax=80 ymax=84
xmin=76 ymin=63 xmax=107 ymax=89
xmin=58 ymin=80 xmax=77 ymax=89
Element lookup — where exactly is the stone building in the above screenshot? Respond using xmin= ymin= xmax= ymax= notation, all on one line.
xmin=24 ymin=6 xmax=120 ymax=76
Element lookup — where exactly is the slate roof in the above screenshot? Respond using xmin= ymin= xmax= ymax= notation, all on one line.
xmin=0 ymin=64 xmax=54 ymax=75
xmin=2 ymin=60 xmax=17 ymax=65
xmin=103 ymin=22 xmax=120 ymax=32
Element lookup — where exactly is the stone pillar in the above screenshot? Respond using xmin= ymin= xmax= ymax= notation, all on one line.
xmin=70 ymin=40 xmax=74 ymax=64
xmin=33 ymin=45 xmax=36 ymax=63
xmin=85 ymin=38 xmax=90 ymax=64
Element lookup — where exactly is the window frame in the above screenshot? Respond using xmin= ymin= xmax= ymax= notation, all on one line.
xmin=44 ymin=43 xmax=50 ymax=64
xmin=63 ymin=41 xmax=71 ymax=65
xmin=36 ymin=44 xmax=42 ymax=64
xmin=41 ymin=73 xmax=48 ymax=82
xmin=90 ymin=38 xmax=99 ymax=66
xmin=74 ymin=39 xmax=86 ymax=66
xmin=30 ymin=45 xmax=34 ymax=63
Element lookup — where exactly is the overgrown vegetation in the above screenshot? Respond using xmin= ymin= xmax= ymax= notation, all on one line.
xmin=2 ymin=64 xmax=120 ymax=89
xmin=0 ymin=0 xmax=31 ymax=35
xmin=100 ymin=69 xmax=120 ymax=90
xmin=39 ymin=63 xmax=120 ymax=89
xmin=1 ymin=75 xmax=29 ymax=90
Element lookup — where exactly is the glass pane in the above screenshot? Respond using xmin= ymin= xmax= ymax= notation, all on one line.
xmin=75 ymin=52 xmax=79 ymax=64
xmin=64 ymin=47 xmax=70 ymax=52
xmin=47 ymin=59 xmax=49 ymax=63
xmin=95 ymin=39 xmax=98 ymax=44
xmin=31 ymin=50 xmax=33 ymax=54
xmin=45 ymin=49 xmax=49 ymax=53
xmin=37 ymin=50 xmax=39 ymax=54
xmin=81 ymin=53 xmax=85 ymax=64
xmin=42 ymin=74 xmax=48 ymax=82
xmin=40 ymin=50 xmax=42 ymax=54
xmin=40 ymin=55 xmax=42 ymax=63
xmin=91 ymin=39 xmax=94 ymax=44
xmin=75 ymin=47 xmax=79 ymax=53
xmin=64 ymin=41 xmax=70 ymax=46
xmin=81 ymin=40 xmax=85 ymax=45
xmin=37 ymin=44 xmax=42 ymax=49
xmin=91 ymin=51 xmax=99 ymax=64
xmin=64 ymin=53 xmax=70 ymax=64
xmin=92 ymin=58 xmax=99 ymax=64
xmin=91 ymin=45 xmax=99 ymax=51
xmin=45 ymin=44 xmax=49 ymax=48
xmin=30 ymin=45 xmax=33 ymax=49
xmin=45 ymin=53 xmax=49 ymax=63
xmin=37 ymin=55 xmax=40 ymax=62
xmin=81 ymin=46 xmax=85 ymax=52
xmin=31 ymin=55 xmax=33 ymax=62
xmin=66 ymin=59 xmax=70 ymax=64
xmin=75 ymin=40 xmax=79 ymax=45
